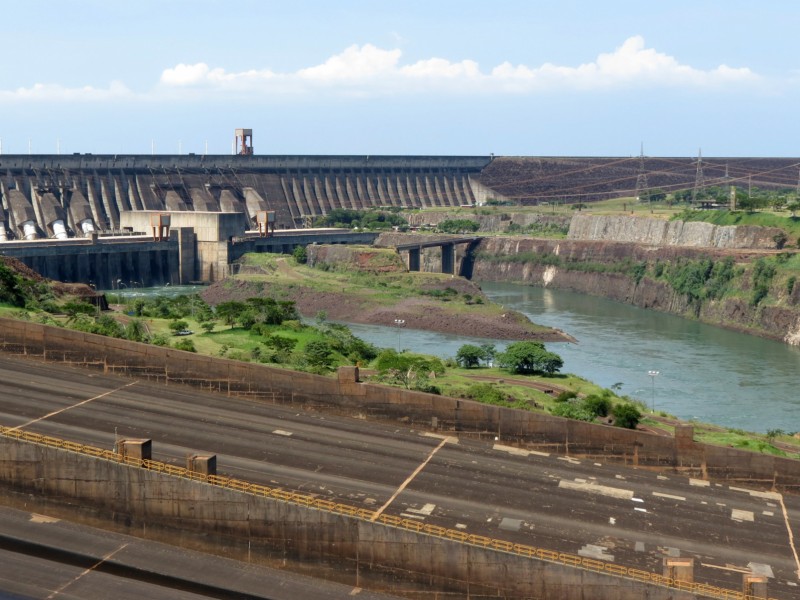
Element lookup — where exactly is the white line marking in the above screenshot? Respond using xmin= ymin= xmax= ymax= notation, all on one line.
xmin=272 ymin=430 xmax=293 ymax=437
xmin=653 ymin=492 xmax=686 ymax=502
xmin=634 ymin=507 xmax=648 ymax=513
xmin=729 ymin=486 xmax=782 ymax=501
xmin=9 ymin=381 xmax=138 ymax=430
xmin=690 ymin=478 xmax=710 ymax=487
xmin=47 ymin=543 xmax=129 ymax=598
xmin=763 ymin=511 xmax=774 ymax=517
xmin=731 ymin=509 xmax=754 ymax=522
xmin=558 ymin=456 xmax=581 ymax=464
xmin=631 ymin=497 xmax=644 ymax=503
xmin=371 ymin=437 xmax=451 ymax=522
xmin=422 ymin=432 xmax=459 ymax=444
xmin=405 ymin=503 xmax=435 ymax=516
xmin=776 ymin=492 xmax=800 ymax=579
xmin=558 ymin=480 xmax=634 ymax=500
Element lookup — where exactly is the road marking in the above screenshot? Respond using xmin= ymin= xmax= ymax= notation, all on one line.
xmin=492 ymin=443 xmax=548 ymax=457
xmin=653 ymin=492 xmax=686 ymax=502
xmin=609 ymin=517 xmax=616 ymax=525
xmin=634 ymin=507 xmax=648 ymax=513
xmin=701 ymin=562 xmax=751 ymax=574
xmin=731 ymin=509 xmax=754 ymax=522
xmin=371 ymin=437 xmax=451 ymax=522
xmin=729 ymin=486 xmax=781 ymax=501
xmin=776 ymin=492 xmax=800 ymax=579
xmin=690 ymin=478 xmax=710 ymax=487
xmin=558 ymin=456 xmax=581 ymax=464
xmin=47 ymin=543 xmax=129 ymax=598
xmin=272 ymin=429 xmax=293 ymax=437
xmin=422 ymin=432 xmax=459 ymax=444
xmin=631 ymin=497 xmax=644 ymax=503
xmin=30 ymin=513 xmax=59 ymax=523
xmin=404 ymin=503 xmax=435 ymax=516
xmin=8 ymin=381 xmax=138 ymax=431
xmin=763 ymin=511 xmax=774 ymax=517
xmin=558 ymin=480 xmax=634 ymax=500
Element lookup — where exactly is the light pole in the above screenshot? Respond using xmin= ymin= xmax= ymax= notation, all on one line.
xmin=393 ymin=319 xmax=405 ymax=352
xmin=647 ymin=370 xmax=660 ymax=412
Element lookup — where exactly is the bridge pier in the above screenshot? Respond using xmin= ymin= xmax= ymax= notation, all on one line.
xmin=407 ymin=247 xmax=421 ymax=271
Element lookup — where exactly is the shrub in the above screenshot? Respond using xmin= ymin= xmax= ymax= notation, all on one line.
xmin=465 ymin=383 xmax=506 ymax=405
xmin=173 ymin=338 xmax=196 ymax=352
xmin=554 ymin=390 xmax=578 ymax=403
xmin=613 ymin=403 xmax=642 ymax=429
xmin=582 ymin=394 xmax=612 ymax=417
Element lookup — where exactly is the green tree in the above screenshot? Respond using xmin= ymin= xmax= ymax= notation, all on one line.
xmin=173 ymin=338 xmax=197 ymax=352
xmin=124 ymin=319 xmax=149 ymax=343
xmin=293 ymin=244 xmax=308 ymax=264
xmin=499 ymin=341 xmax=563 ymax=375
xmin=215 ymin=301 xmax=247 ymax=327
xmin=200 ymin=321 xmax=216 ymax=334
xmin=437 ymin=219 xmax=480 ymax=234
xmin=169 ymin=319 xmax=189 ymax=335
xmin=613 ymin=403 xmax=642 ymax=429
xmin=455 ymin=344 xmax=484 ymax=368
xmin=582 ymin=394 xmax=612 ymax=417
xmin=303 ymin=340 xmax=334 ymax=370
xmin=374 ymin=349 xmax=445 ymax=389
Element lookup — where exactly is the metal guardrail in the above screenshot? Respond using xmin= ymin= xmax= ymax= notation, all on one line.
xmin=0 ymin=425 xmax=775 ymax=600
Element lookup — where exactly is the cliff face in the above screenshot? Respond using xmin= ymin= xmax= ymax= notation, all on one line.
xmin=568 ymin=214 xmax=784 ymax=249
xmin=472 ymin=233 xmax=800 ymax=345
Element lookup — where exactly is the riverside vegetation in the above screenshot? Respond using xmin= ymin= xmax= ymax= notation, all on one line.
xmin=0 ymin=254 xmax=797 ymax=457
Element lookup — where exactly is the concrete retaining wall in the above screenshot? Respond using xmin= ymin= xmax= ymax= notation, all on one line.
xmin=0 ymin=435 xmax=696 ymax=599
xmin=1 ymin=318 xmax=798 ymax=491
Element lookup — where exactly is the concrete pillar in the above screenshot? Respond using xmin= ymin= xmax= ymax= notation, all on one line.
xmin=441 ymin=242 xmax=455 ymax=274
xmin=743 ymin=574 xmax=768 ymax=599
xmin=338 ymin=366 xmax=359 ymax=383
xmin=187 ymin=454 xmax=217 ymax=476
xmin=663 ymin=557 xmax=693 ymax=583
xmin=176 ymin=227 xmax=196 ymax=284
xmin=408 ymin=248 xmax=421 ymax=271
xmin=119 ymin=439 xmax=152 ymax=461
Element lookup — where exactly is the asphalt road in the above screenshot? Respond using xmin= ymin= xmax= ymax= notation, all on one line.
xmin=0 ymin=354 xmax=798 ymax=598
xmin=0 ymin=504 xmax=402 ymax=600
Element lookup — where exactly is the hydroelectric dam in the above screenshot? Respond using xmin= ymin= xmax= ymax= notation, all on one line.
xmin=0 ymin=153 xmax=494 ymax=286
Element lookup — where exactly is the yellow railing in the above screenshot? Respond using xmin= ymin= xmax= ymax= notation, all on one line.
xmin=0 ymin=426 xmax=775 ymax=600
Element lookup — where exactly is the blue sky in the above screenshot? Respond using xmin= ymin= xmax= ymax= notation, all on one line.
xmin=2 ymin=0 xmax=799 ymax=157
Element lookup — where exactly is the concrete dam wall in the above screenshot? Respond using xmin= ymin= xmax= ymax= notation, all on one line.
xmin=0 ymin=155 xmax=491 ymax=239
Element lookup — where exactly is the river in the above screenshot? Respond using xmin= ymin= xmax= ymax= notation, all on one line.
xmin=345 ymin=282 xmax=800 ymax=434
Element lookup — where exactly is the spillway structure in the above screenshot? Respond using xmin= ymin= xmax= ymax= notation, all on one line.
xmin=0 ymin=154 xmax=493 ymax=238
xmin=0 ymin=154 xmax=492 ymax=287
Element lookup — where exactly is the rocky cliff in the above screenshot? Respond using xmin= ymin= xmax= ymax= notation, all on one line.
xmin=568 ymin=214 xmax=784 ymax=249
xmin=472 ymin=235 xmax=800 ymax=345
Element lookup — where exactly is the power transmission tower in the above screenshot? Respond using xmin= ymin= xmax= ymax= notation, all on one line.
xmin=796 ymin=167 xmax=800 ymax=200
xmin=635 ymin=143 xmax=650 ymax=204
xmin=691 ymin=149 xmax=705 ymax=205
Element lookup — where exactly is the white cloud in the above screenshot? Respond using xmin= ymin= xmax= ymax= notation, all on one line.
xmin=0 ymin=81 xmax=132 ymax=102
xmin=0 ymin=37 xmax=759 ymax=103
xmin=491 ymin=36 xmax=756 ymax=91
xmin=297 ymin=44 xmax=401 ymax=81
